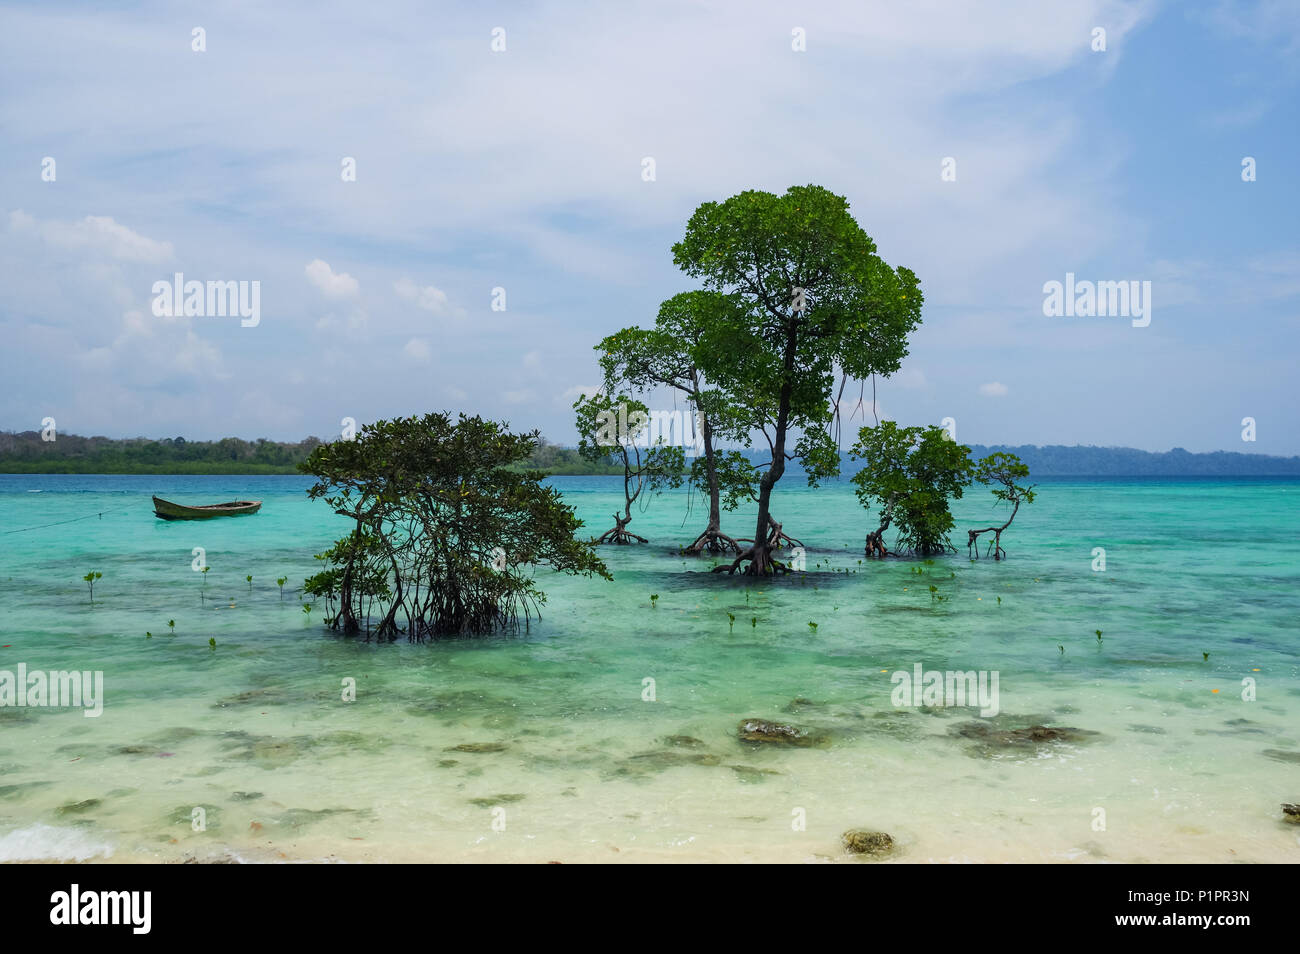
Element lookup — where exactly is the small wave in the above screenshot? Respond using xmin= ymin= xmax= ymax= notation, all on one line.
xmin=0 ymin=823 xmax=114 ymax=862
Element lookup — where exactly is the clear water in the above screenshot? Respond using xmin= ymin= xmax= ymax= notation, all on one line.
xmin=1 ymin=474 xmax=1298 ymax=863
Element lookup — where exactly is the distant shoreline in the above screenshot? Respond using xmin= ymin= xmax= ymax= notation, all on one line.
xmin=2 ymin=431 xmax=1297 ymax=477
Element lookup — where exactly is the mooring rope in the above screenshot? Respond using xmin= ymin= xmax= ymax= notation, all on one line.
xmin=2 ymin=509 xmax=116 ymax=534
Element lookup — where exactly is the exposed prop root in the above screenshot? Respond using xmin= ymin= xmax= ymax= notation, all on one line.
xmin=595 ymin=513 xmax=647 ymax=546
xmin=682 ymin=528 xmax=743 ymax=555
xmin=967 ymin=528 xmax=1005 ymax=561
xmin=710 ymin=544 xmax=792 ymax=576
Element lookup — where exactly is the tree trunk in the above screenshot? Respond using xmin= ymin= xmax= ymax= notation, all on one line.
xmin=681 ymin=411 xmax=741 ymax=554
xmin=967 ymin=498 xmax=1020 ymax=561
xmin=716 ymin=323 xmax=797 ymax=575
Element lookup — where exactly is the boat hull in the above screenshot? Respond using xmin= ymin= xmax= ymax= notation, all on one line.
xmin=152 ymin=496 xmax=262 ymax=520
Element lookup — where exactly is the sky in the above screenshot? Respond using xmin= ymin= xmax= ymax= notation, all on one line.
xmin=1 ymin=0 xmax=1297 ymax=454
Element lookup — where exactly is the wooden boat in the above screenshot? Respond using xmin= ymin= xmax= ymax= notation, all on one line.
xmin=152 ymin=495 xmax=262 ymax=520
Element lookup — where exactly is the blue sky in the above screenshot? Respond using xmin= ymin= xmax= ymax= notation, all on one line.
xmin=1 ymin=0 xmax=1297 ymax=453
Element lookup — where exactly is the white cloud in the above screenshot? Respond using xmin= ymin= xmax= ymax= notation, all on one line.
xmin=305 ymin=259 xmax=360 ymax=298
xmin=394 ymin=277 xmax=461 ymax=317
xmin=10 ymin=210 xmax=173 ymax=263
xmin=557 ymin=384 xmax=602 ymax=406
xmin=403 ymin=337 xmax=432 ymax=362
xmin=979 ymin=381 xmax=1009 ymax=397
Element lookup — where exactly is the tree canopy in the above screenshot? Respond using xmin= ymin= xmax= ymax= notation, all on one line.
xmin=300 ymin=413 xmax=609 ymax=639
xmin=850 ymin=422 xmax=975 ymax=556
xmin=672 ymin=184 xmax=924 ymax=573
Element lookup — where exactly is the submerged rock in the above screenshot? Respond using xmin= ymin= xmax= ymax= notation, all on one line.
xmin=1262 ymin=749 xmax=1300 ymax=764
xmin=56 ymin=798 xmax=101 ymax=816
xmin=614 ymin=750 xmax=724 ymax=776
xmin=1282 ymin=803 xmax=1300 ymax=822
xmin=730 ymin=764 xmax=781 ymax=783
xmin=950 ymin=718 xmax=1099 ymax=757
xmin=781 ymin=697 xmax=820 ymax=714
xmin=662 ymin=735 xmax=706 ymax=748
xmin=230 ymin=791 xmax=263 ymax=801
xmin=468 ymin=793 xmax=526 ymax=807
xmin=115 ymin=744 xmax=162 ymax=756
xmin=842 ymin=829 xmax=894 ymax=855
xmin=448 ymin=741 xmax=508 ymax=754
xmin=737 ymin=718 xmax=829 ymax=748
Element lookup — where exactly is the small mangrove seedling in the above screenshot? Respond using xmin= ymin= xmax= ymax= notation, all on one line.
xmin=302 ymin=604 xmax=312 ymax=618
xmin=1059 ymin=645 xmax=1065 ymax=654
xmin=200 ymin=564 xmax=211 ymax=603
xmin=246 ymin=574 xmax=253 ymax=591
xmin=928 ymin=584 xmax=938 ymax=601
xmin=650 ymin=594 xmax=659 ymax=609
xmin=208 ymin=637 xmax=216 ymax=650
xmin=996 ymin=596 xmax=1001 ymax=606
xmin=167 ymin=619 xmax=175 ymax=635
xmin=276 ymin=576 xmax=287 ymax=600
xmin=146 ymin=631 xmax=152 ymax=639
xmin=727 ymin=612 xmax=735 ymax=632
xmin=1095 ymin=629 xmax=1103 ymax=642
xmin=808 ymin=622 xmax=818 ymax=632
xmin=1203 ymin=651 xmax=1210 ymax=661
xmin=750 ymin=616 xmax=757 ymax=628
xmin=83 ymin=570 xmax=102 ymax=604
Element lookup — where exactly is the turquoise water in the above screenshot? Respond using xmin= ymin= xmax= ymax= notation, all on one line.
xmin=1 ymin=473 xmax=1298 ymax=863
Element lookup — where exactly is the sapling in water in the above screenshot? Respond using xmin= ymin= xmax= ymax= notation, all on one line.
xmin=276 ymin=576 xmax=287 ymax=600
xmin=650 ymin=594 xmax=659 ymax=608
xmin=246 ymin=574 xmax=253 ymax=591
xmin=83 ymin=570 xmax=101 ymax=604
xmin=168 ymin=619 xmax=175 ymax=635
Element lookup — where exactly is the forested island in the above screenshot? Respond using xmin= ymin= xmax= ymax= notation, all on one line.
xmin=2 ymin=429 xmax=1296 ymax=477
xmin=0 ymin=431 xmax=620 ymax=475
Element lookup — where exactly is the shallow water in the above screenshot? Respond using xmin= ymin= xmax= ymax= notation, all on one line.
xmin=1 ymin=473 xmax=1298 ymax=863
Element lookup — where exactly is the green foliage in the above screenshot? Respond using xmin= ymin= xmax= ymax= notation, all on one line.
xmin=974 ymin=453 xmax=1037 ymax=508
xmin=595 ymin=292 xmax=762 ymax=534
xmin=82 ymin=570 xmax=101 ymax=602
xmin=672 ymin=185 xmax=923 ymax=480
xmin=301 ymin=412 xmax=609 ymax=640
xmin=573 ymin=392 xmax=684 ymax=542
xmin=850 ymin=422 xmax=974 ymax=555
xmin=667 ymin=185 xmax=923 ymax=573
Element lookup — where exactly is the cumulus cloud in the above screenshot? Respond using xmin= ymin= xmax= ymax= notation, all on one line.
xmin=394 ymin=277 xmax=461 ymax=317
xmin=10 ymin=210 xmax=173 ymax=263
xmin=979 ymin=381 xmax=1009 ymax=397
xmin=305 ymin=259 xmax=360 ymax=298
xmin=403 ymin=337 xmax=432 ymax=362
xmin=557 ymin=384 xmax=603 ymax=405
